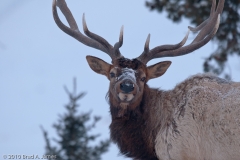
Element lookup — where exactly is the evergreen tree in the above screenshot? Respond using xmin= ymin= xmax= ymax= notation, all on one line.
xmin=146 ymin=0 xmax=240 ymax=79
xmin=41 ymin=79 xmax=110 ymax=160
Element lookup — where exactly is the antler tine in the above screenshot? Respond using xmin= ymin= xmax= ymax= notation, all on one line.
xmin=211 ymin=0 xmax=217 ymax=15
xmin=54 ymin=0 xmax=78 ymax=31
xmin=138 ymin=30 xmax=190 ymax=64
xmin=144 ymin=34 xmax=151 ymax=53
xmin=188 ymin=0 xmax=216 ymax=32
xmin=137 ymin=34 xmax=150 ymax=62
xmin=188 ymin=20 xmax=209 ymax=33
xmin=82 ymin=14 xmax=117 ymax=57
xmin=189 ymin=0 xmax=218 ymax=44
xmin=216 ymin=0 xmax=225 ymax=14
xmin=113 ymin=26 xmax=124 ymax=58
xmin=52 ymin=0 xmax=122 ymax=60
xmin=153 ymin=14 xmax=220 ymax=59
xmin=137 ymin=0 xmax=224 ymax=64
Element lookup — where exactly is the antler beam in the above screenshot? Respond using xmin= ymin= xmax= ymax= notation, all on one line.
xmin=137 ymin=0 xmax=225 ymax=64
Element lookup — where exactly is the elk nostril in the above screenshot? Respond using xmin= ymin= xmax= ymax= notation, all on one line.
xmin=120 ymin=81 xmax=134 ymax=93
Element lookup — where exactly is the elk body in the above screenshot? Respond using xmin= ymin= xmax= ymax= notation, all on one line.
xmin=52 ymin=0 xmax=240 ymax=159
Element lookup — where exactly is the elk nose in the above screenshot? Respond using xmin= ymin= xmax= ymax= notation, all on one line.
xmin=120 ymin=80 xmax=134 ymax=93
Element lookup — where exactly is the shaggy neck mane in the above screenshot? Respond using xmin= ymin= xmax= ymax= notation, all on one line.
xmin=109 ymin=85 xmax=162 ymax=160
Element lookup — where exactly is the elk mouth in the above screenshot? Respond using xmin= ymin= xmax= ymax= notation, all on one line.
xmin=118 ymin=92 xmax=135 ymax=102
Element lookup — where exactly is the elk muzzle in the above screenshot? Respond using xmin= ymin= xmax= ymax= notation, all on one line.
xmin=117 ymin=79 xmax=137 ymax=102
xmin=115 ymin=68 xmax=138 ymax=102
xmin=120 ymin=80 xmax=134 ymax=93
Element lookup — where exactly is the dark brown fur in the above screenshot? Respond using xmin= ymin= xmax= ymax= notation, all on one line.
xmin=109 ymin=86 xmax=159 ymax=160
xmin=116 ymin=58 xmax=141 ymax=69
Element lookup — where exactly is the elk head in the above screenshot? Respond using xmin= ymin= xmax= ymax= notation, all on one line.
xmin=52 ymin=0 xmax=224 ymax=118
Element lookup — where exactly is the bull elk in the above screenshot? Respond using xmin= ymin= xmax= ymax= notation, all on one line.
xmin=52 ymin=0 xmax=240 ymax=159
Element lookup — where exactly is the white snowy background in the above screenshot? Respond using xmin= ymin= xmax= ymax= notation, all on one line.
xmin=0 ymin=0 xmax=239 ymax=160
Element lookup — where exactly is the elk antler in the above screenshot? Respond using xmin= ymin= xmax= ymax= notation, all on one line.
xmin=52 ymin=0 xmax=123 ymax=60
xmin=137 ymin=0 xmax=224 ymax=64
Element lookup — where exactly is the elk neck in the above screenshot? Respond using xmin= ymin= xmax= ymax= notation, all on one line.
xmin=108 ymin=85 xmax=174 ymax=160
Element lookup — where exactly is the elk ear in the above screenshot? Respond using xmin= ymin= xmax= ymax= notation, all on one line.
xmin=147 ymin=61 xmax=171 ymax=80
xmin=86 ymin=55 xmax=111 ymax=77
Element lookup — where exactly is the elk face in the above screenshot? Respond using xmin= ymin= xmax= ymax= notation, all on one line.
xmin=86 ymin=56 xmax=171 ymax=111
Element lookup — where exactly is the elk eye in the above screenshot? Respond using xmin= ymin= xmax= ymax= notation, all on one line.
xmin=110 ymin=72 xmax=115 ymax=78
xmin=141 ymin=77 xmax=146 ymax=82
